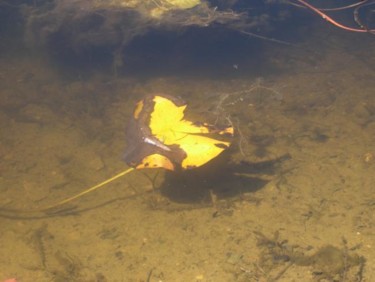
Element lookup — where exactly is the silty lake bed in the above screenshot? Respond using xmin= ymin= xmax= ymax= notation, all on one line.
xmin=0 ymin=18 xmax=375 ymax=282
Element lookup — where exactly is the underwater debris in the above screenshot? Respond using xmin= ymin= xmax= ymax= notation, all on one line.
xmin=23 ymin=0 xmax=245 ymax=52
xmin=252 ymin=232 xmax=366 ymax=281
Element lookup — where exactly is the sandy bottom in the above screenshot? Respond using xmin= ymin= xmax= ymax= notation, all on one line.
xmin=0 ymin=30 xmax=374 ymax=282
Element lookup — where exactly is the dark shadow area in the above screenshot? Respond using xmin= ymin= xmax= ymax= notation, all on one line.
xmin=0 ymin=0 xmax=320 ymax=79
xmin=121 ymin=27 xmax=265 ymax=79
xmin=160 ymin=152 xmax=291 ymax=203
xmin=39 ymin=24 xmax=269 ymax=80
xmin=39 ymin=25 xmax=267 ymax=80
xmin=0 ymin=2 xmax=27 ymax=55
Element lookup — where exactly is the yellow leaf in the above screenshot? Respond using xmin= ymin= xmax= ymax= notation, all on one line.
xmin=124 ymin=94 xmax=233 ymax=170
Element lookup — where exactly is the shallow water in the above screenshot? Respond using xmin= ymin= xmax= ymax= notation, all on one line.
xmin=0 ymin=4 xmax=375 ymax=281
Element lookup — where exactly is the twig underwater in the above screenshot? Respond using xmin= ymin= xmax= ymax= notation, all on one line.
xmin=291 ymin=0 xmax=375 ymax=34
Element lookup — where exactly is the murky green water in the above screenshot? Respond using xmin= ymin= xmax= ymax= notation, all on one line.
xmin=0 ymin=2 xmax=375 ymax=281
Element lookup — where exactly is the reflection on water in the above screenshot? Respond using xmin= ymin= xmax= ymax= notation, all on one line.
xmin=0 ymin=1 xmax=375 ymax=281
